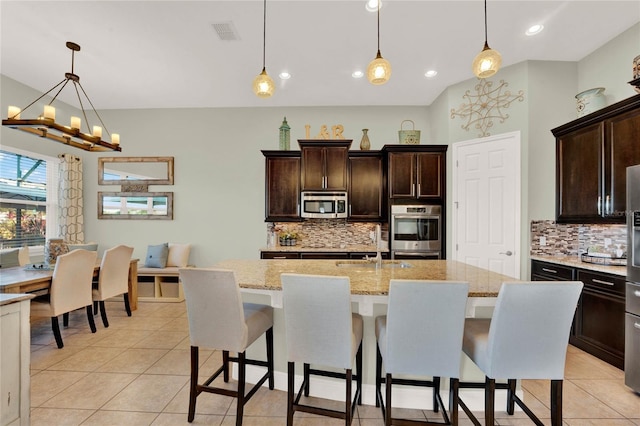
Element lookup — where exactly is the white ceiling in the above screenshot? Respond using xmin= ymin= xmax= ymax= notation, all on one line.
xmin=1 ymin=1 xmax=639 ymax=110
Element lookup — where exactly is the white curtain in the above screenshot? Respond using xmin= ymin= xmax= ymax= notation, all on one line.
xmin=57 ymin=154 xmax=84 ymax=243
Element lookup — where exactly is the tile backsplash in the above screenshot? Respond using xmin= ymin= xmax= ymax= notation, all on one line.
xmin=530 ymin=220 xmax=627 ymax=257
xmin=267 ymin=220 xmax=386 ymax=249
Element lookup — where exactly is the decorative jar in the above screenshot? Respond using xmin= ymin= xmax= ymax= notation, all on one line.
xmin=576 ymin=87 xmax=606 ymax=118
xmin=359 ymin=129 xmax=371 ymax=150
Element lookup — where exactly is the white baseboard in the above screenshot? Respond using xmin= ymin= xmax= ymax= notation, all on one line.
xmin=240 ymin=365 xmax=522 ymax=411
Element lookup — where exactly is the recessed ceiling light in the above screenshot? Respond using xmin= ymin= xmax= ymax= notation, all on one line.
xmin=526 ymin=24 xmax=544 ymax=36
xmin=424 ymin=70 xmax=438 ymax=78
xmin=365 ymin=0 xmax=381 ymax=12
xmin=279 ymin=72 xmax=291 ymax=80
xmin=352 ymin=70 xmax=364 ymax=78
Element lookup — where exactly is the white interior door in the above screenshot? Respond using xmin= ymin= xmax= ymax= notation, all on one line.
xmin=452 ymin=131 xmax=521 ymax=279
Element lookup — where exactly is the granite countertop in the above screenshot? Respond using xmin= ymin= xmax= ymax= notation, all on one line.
xmin=214 ymin=259 xmax=512 ymax=297
xmin=530 ymin=254 xmax=627 ymax=277
xmin=0 ymin=293 xmax=35 ymax=306
xmin=261 ymin=244 xmax=389 ymax=253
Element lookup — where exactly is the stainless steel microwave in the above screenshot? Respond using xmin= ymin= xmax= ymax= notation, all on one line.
xmin=300 ymin=192 xmax=348 ymax=219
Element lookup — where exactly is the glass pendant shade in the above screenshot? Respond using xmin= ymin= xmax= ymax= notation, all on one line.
xmin=253 ymin=68 xmax=275 ymax=98
xmin=367 ymin=51 xmax=392 ymax=85
xmin=472 ymin=42 xmax=502 ymax=78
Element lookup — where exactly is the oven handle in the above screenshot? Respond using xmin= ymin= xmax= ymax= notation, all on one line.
xmin=393 ymin=251 xmax=441 ymax=258
xmin=392 ymin=215 xmax=441 ymax=220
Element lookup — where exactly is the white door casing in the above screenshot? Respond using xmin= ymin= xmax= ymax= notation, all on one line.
xmin=452 ymin=131 xmax=521 ymax=279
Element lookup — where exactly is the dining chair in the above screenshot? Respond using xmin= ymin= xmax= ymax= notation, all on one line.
xmin=281 ymin=273 xmax=363 ymax=426
xmin=92 ymin=244 xmax=134 ymax=327
xmin=375 ymin=280 xmax=469 ymax=426
xmin=179 ymin=268 xmax=274 ymax=426
xmin=460 ymin=281 xmax=583 ymax=426
xmin=30 ymin=249 xmax=98 ymax=349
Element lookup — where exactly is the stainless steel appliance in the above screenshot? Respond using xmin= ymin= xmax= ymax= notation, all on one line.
xmin=300 ymin=191 xmax=348 ymax=219
xmin=626 ymin=164 xmax=640 ymax=393
xmin=390 ymin=204 xmax=442 ymax=259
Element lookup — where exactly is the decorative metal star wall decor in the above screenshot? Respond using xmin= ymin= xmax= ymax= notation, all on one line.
xmin=450 ymin=79 xmax=525 ymax=137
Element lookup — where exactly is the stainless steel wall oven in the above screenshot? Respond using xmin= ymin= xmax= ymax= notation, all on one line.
xmin=390 ymin=204 xmax=442 ymax=259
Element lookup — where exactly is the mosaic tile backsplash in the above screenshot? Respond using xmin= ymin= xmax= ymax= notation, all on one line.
xmin=530 ymin=220 xmax=627 ymax=257
xmin=267 ymin=220 xmax=386 ymax=249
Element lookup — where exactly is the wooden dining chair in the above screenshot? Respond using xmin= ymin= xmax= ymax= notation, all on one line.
xmin=92 ymin=244 xmax=134 ymax=327
xmin=31 ymin=249 xmax=98 ymax=348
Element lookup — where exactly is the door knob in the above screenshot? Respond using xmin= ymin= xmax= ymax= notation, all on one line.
xmin=499 ymin=251 xmax=513 ymax=256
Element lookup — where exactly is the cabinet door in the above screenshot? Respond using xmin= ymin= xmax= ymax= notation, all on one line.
xmin=301 ymin=147 xmax=325 ymax=191
xmin=416 ymin=152 xmax=443 ymax=199
xmin=388 ymin=152 xmax=415 ymax=198
xmin=556 ymin=122 xmax=603 ymax=222
xmin=606 ymin=108 xmax=640 ymax=219
xmin=349 ymin=155 xmax=383 ymax=221
xmin=265 ymin=156 xmax=300 ymax=221
xmin=324 ymin=147 xmax=348 ymax=191
xmin=1 ymin=309 xmax=21 ymax=425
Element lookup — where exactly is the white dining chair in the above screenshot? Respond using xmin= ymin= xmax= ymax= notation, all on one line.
xmin=92 ymin=244 xmax=134 ymax=327
xmin=31 ymin=249 xmax=98 ymax=348
xmin=461 ymin=281 xmax=583 ymax=426
xmin=179 ymin=268 xmax=274 ymax=426
xmin=375 ymin=279 xmax=469 ymax=425
xmin=281 ymin=273 xmax=363 ymax=426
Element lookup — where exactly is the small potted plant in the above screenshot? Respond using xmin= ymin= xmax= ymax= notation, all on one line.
xmin=279 ymin=231 xmax=298 ymax=246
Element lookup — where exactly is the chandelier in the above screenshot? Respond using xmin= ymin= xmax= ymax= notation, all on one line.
xmin=2 ymin=41 xmax=121 ymax=152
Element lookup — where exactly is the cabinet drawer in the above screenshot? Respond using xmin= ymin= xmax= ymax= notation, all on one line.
xmin=531 ymin=261 xmax=574 ymax=280
xmin=260 ymin=252 xmax=300 ymax=259
xmin=578 ymin=269 xmax=625 ymax=296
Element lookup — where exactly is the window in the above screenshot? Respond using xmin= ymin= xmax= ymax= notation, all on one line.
xmin=0 ymin=148 xmax=58 ymax=250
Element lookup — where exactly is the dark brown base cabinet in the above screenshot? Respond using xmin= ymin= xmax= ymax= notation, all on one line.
xmin=531 ymin=260 xmax=625 ymax=369
xmin=260 ymin=251 xmax=390 ymax=260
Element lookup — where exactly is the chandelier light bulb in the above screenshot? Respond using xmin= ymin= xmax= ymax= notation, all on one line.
xmin=253 ymin=68 xmax=275 ymax=98
xmin=367 ymin=51 xmax=392 ymax=85
xmin=472 ymin=43 xmax=502 ymax=78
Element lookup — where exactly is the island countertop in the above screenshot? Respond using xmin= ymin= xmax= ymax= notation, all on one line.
xmin=212 ymin=259 xmax=514 ymax=297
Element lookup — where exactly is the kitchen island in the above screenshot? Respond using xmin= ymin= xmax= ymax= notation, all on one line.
xmin=210 ymin=258 xmax=518 ymax=409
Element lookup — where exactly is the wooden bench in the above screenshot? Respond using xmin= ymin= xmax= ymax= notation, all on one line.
xmin=137 ymin=266 xmax=184 ymax=302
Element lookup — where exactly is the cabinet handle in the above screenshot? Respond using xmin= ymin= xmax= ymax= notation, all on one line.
xmin=597 ymin=196 xmax=602 ymax=215
xmin=633 ymin=290 xmax=640 ymax=297
xmin=542 ymin=268 xmax=557 ymax=274
xmin=412 ymin=183 xmax=415 ymax=197
xmin=417 ymin=183 xmax=421 ymax=197
xmin=272 ymin=256 xmax=288 ymax=259
xmin=635 ymin=322 xmax=640 ymax=330
xmin=591 ymin=278 xmax=614 ymax=286
xmin=605 ymin=195 xmax=611 ymax=215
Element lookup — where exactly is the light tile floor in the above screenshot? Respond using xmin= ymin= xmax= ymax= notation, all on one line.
xmin=29 ymin=300 xmax=640 ymax=425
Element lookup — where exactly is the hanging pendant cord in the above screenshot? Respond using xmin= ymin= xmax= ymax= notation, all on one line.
xmin=377 ymin=1 xmax=381 ymax=52
xmin=262 ymin=0 xmax=267 ymax=70
xmin=484 ymin=0 xmax=488 ymax=44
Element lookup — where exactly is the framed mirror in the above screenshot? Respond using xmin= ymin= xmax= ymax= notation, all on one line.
xmin=98 ymin=192 xmax=173 ymax=220
xmin=98 ymin=156 xmax=174 ymax=185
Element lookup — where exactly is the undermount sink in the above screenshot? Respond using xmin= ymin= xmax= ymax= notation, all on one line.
xmin=335 ymin=260 xmax=413 ymax=269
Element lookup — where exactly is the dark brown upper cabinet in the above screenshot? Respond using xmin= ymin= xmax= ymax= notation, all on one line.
xmin=348 ymin=151 xmax=384 ymax=221
xmin=553 ymin=94 xmax=640 ymax=223
xmin=299 ymin=140 xmax=351 ymax=191
xmin=384 ymin=145 xmax=447 ymax=201
xmin=263 ymin=150 xmax=301 ymax=222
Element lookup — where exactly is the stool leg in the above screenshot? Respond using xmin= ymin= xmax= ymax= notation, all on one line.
xmin=433 ymin=376 xmax=441 ymax=412
xmin=345 ymin=368 xmax=352 ymax=425
xmin=356 ymin=342 xmax=363 ymax=405
xmin=550 ymin=379 xmax=563 ymax=426
xmin=304 ymin=363 xmax=310 ymax=397
xmin=236 ymin=352 xmax=246 ymax=426
xmin=188 ymin=346 xmax=199 ymax=422
xmin=385 ymin=373 xmax=393 ymax=426
xmin=266 ymin=327 xmax=274 ymax=390
xmin=485 ymin=376 xmax=496 ymax=426
xmin=449 ymin=378 xmax=459 ymax=426
xmin=507 ymin=379 xmax=517 ymax=415
xmin=287 ymin=362 xmax=295 ymax=426
xmin=375 ymin=343 xmax=382 ymax=408
xmin=223 ymin=351 xmax=230 ymax=382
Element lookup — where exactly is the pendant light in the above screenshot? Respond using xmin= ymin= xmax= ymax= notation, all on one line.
xmin=253 ymin=0 xmax=275 ymax=98
xmin=367 ymin=0 xmax=391 ymax=85
xmin=472 ymin=0 xmax=502 ymax=79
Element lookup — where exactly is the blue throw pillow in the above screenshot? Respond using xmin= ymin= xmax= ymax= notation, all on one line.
xmin=0 ymin=248 xmax=21 ymax=268
xmin=145 ymin=243 xmax=169 ymax=268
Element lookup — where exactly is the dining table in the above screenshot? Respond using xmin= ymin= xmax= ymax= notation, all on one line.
xmin=0 ymin=259 xmax=140 ymax=311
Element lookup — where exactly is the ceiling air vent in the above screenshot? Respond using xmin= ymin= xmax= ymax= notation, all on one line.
xmin=212 ymin=21 xmax=240 ymax=41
